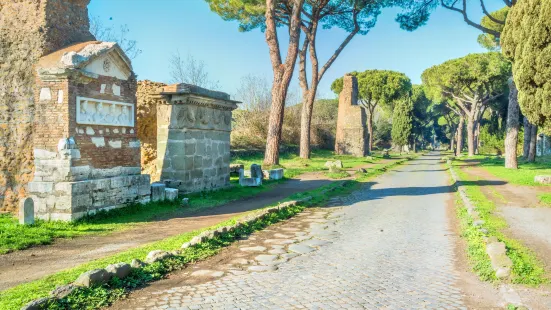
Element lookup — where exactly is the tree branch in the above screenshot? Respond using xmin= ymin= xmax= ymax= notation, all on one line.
xmin=318 ymin=9 xmax=360 ymax=81
xmin=480 ymin=0 xmax=505 ymax=25
xmin=440 ymin=0 xmax=501 ymax=37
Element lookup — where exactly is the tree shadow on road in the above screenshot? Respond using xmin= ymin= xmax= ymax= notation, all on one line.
xmin=327 ymin=179 xmax=507 ymax=206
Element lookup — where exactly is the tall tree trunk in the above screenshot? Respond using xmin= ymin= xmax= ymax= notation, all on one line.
xmin=450 ymin=131 xmax=455 ymax=154
xmin=263 ymin=0 xmax=304 ymax=166
xmin=456 ymin=116 xmax=464 ymax=156
xmin=466 ymin=117 xmax=476 ymax=157
xmin=367 ymin=110 xmax=374 ymax=152
xmin=474 ymin=120 xmax=481 ymax=155
xmin=504 ymin=80 xmax=520 ymax=169
xmin=528 ymin=124 xmax=537 ymax=162
xmin=523 ymin=116 xmax=531 ymax=158
xmin=299 ymin=90 xmax=317 ymax=159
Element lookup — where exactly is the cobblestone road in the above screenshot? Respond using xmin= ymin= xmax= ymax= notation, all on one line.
xmin=116 ymin=153 xmax=467 ymax=309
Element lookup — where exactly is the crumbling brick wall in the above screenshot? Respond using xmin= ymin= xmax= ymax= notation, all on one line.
xmin=0 ymin=0 xmax=94 ymax=212
xmin=136 ymin=80 xmax=166 ymax=181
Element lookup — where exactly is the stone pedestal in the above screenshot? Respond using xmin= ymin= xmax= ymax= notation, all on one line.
xmin=335 ymin=74 xmax=369 ymax=157
xmin=156 ymin=84 xmax=239 ymax=193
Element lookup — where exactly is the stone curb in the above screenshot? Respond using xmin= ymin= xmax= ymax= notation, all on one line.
xmin=21 ymin=195 xmax=314 ymax=310
xmin=448 ymin=164 xmax=524 ymax=307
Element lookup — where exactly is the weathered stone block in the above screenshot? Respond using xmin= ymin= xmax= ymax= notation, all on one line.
xmin=268 ymin=168 xmax=284 ymax=180
xmin=534 ymin=175 xmax=551 ymax=184
xmin=105 ymin=263 xmax=131 ymax=279
xmin=145 ymin=250 xmax=172 ymax=264
xmin=165 ymin=188 xmax=179 ymax=201
xmin=151 ymin=182 xmax=166 ymax=202
xmin=74 ymin=269 xmax=111 ymax=287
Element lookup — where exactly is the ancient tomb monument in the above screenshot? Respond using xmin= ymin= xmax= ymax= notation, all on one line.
xmin=28 ymin=41 xmax=150 ymax=221
xmin=155 ymin=84 xmax=239 ymax=193
xmin=335 ymin=74 xmax=369 ymax=156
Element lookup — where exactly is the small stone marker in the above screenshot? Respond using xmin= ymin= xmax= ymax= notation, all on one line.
xmin=151 ymin=182 xmax=166 ymax=202
xmin=268 ymin=168 xmax=284 ymax=180
xmin=19 ymin=197 xmax=34 ymax=225
xmin=165 ymin=188 xmax=178 ymax=201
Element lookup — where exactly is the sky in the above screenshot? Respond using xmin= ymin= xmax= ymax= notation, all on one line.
xmin=88 ymin=0 xmax=501 ymax=100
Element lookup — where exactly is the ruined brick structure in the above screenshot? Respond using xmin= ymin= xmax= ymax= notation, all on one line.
xmin=29 ymin=41 xmax=150 ymax=221
xmin=156 ymin=84 xmax=239 ymax=193
xmin=136 ymin=80 xmax=167 ymax=181
xmin=335 ymin=74 xmax=369 ymax=157
xmin=0 ymin=0 xmax=95 ymax=212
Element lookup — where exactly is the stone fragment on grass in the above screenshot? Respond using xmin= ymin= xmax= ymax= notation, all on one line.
xmin=486 ymin=242 xmax=513 ymax=279
xmin=106 ymin=263 xmax=131 ymax=279
xmin=131 ymin=259 xmax=145 ymax=268
xmin=50 ymin=284 xmax=76 ymax=299
xmin=145 ymin=250 xmax=172 ymax=264
xmin=74 ymin=269 xmax=112 ymax=287
xmin=473 ymin=220 xmax=485 ymax=227
xmin=21 ymin=297 xmax=51 ymax=310
xmin=181 ymin=197 xmax=190 ymax=206
xmin=534 ymin=175 xmax=551 ymax=184
xmin=181 ymin=242 xmax=191 ymax=249
xmin=165 ymin=188 xmax=179 ymax=201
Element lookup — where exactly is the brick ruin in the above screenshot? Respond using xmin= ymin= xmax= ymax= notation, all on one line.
xmin=0 ymin=0 xmax=95 ymax=213
xmin=335 ymin=74 xmax=369 ymax=157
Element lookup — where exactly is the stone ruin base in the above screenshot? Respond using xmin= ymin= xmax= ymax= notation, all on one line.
xmin=28 ymin=148 xmax=151 ymax=221
xmin=30 ymin=175 xmax=151 ymax=221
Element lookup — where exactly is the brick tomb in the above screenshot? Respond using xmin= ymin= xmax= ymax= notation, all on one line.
xmin=28 ymin=41 xmax=150 ymax=221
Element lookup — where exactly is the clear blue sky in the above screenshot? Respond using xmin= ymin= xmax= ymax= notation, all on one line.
xmin=88 ymin=0 xmax=501 ymax=100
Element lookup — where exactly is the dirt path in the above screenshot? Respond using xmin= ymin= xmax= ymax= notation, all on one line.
xmin=460 ymin=165 xmax=551 ymax=274
xmin=0 ymin=159 xmax=394 ymax=291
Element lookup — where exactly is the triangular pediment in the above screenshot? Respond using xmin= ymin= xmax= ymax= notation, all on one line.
xmin=83 ymin=50 xmax=132 ymax=80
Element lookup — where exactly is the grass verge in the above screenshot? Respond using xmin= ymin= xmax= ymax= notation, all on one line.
xmin=0 ymin=155 xmax=413 ymax=310
xmin=451 ymin=164 xmax=547 ymax=285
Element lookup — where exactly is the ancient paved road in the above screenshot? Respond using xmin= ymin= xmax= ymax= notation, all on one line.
xmin=115 ymin=153 xmax=469 ymax=309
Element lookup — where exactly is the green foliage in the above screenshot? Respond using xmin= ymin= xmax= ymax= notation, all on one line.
xmin=324 ymin=171 xmax=351 ymax=179
xmin=205 ymin=0 xmax=386 ymax=34
xmin=373 ymin=117 xmax=392 ymax=148
xmin=477 ymin=7 xmax=509 ymax=50
xmin=502 ymin=0 xmax=551 ymax=133
xmin=410 ymin=85 xmax=432 ymax=147
xmin=331 ymin=70 xmax=411 ymax=113
xmin=422 ymin=52 xmax=512 ymax=104
xmin=479 ymin=124 xmax=505 ymax=155
xmin=391 ymin=98 xmax=413 ymax=148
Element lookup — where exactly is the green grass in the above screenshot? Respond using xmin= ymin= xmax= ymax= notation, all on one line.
xmin=452 ymin=164 xmax=548 ymax=285
xmin=324 ymin=170 xmax=351 ymax=179
xmin=537 ymin=193 xmax=551 ymax=206
xmin=464 ymin=155 xmax=551 ymax=186
xmin=0 ymin=155 xmax=414 ymax=310
xmin=0 ymin=179 xmax=284 ymax=255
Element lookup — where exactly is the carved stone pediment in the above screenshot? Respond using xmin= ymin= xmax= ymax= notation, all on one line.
xmin=37 ymin=41 xmax=133 ymax=80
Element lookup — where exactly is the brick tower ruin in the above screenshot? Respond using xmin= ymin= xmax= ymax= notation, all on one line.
xmin=335 ymin=74 xmax=369 ymax=157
